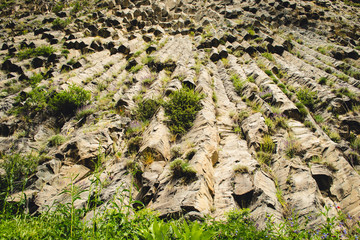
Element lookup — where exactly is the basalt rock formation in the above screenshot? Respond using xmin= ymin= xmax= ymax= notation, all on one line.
xmin=0 ymin=0 xmax=360 ymax=228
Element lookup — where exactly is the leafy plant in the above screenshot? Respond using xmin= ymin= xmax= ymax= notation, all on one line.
xmin=48 ymin=85 xmax=91 ymax=116
xmin=164 ymin=87 xmax=203 ymax=135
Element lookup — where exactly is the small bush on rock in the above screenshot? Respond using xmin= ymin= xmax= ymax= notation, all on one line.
xmin=164 ymin=87 xmax=203 ymax=135
xmin=48 ymin=85 xmax=91 ymax=116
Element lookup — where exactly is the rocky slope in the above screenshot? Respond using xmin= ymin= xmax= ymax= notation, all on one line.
xmin=0 ymin=0 xmax=360 ymax=228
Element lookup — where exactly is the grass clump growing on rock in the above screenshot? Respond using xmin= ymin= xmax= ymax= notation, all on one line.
xmin=48 ymin=135 xmax=66 ymax=147
xmin=170 ymin=158 xmax=196 ymax=181
xmin=233 ymin=164 xmax=249 ymax=173
xmin=164 ymin=87 xmax=203 ymax=135
xmin=48 ymin=85 xmax=91 ymax=116
xmin=17 ymin=46 xmax=55 ymax=60
xmin=297 ymin=88 xmax=317 ymax=110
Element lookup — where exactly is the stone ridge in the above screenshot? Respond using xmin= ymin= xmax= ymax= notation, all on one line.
xmin=0 ymin=0 xmax=359 ymax=228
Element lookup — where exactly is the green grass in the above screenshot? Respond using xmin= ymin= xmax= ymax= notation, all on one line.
xmin=48 ymin=135 xmax=66 ymax=147
xmin=170 ymin=158 xmax=197 ymax=181
xmin=262 ymin=52 xmax=274 ymax=61
xmin=1 ymin=167 xmax=360 ymax=239
xmin=17 ymin=46 xmax=56 ymax=60
xmin=297 ymin=88 xmax=317 ymax=110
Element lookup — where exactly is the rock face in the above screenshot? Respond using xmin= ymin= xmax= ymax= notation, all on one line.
xmin=1 ymin=0 xmax=360 ymax=228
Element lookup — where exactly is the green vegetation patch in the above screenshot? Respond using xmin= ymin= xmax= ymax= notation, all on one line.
xmin=48 ymin=85 xmax=91 ymax=116
xmin=164 ymin=87 xmax=203 ymax=135
xmin=17 ymin=46 xmax=55 ymax=60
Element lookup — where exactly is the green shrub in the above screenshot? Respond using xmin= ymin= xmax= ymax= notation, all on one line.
xmin=48 ymin=85 xmax=91 ymax=116
xmin=75 ymin=107 xmax=95 ymax=120
xmin=164 ymin=87 xmax=203 ymax=135
xmin=17 ymin=46 xmax=55 ymax=60
xmin=265 ymin=117 xmax=275 ymax=134
xmin=318 ymin=77 xmax=327 ymax=85
xmin=48 ymin=135 xmax=66 ymax=147
xmin=170 ymin=158 xmax=196 ymax=181
xmin=128 ymin=136 xmax=143 ymax=155
xmin=136 ymin=99 xmax=160 ymax=122
xmin=329 ymin=131 xmax=341 ymax=143
xmin=297 ymin=88 xmax=317 ymax=110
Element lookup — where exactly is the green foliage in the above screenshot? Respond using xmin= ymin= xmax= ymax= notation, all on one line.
xmin=296 ymin=102 xmax=308 ymax=120
xmin=136 ymin=98 xmax=160 ymax=122
xmin=329 ymin=131 xmax=341 ymax=143
xmin=314 ymin=114 xmax=324 ymax=123
xmin=256 ymin=151 xmax=273 ymax=166
xmin=48 ymin=135 xmax=66 ymax=147
xmin=231 ymin=73 xmax=247 ymax=95
xmin=28 ymin=73 xmax=44 ymax=86
xmin=318 ymin=77 xmax=327 ymax=85
xmin=75 ymin=107 xmax=95 ymax=120
xmin=52 ymin=18 xmax=71 ymax=30
xmin=15 ymin=86 xmax=49 ymax=115
xmin=48 ymin=85 xmax=91 ymax=116
xmin=164 ymin=87 xmax=203 ymax=135
xmin=351 ymin=136 xmax=360 ymax=152
xmin=129 ymin=64 xmax=143 ymax=73
xmin=70 ymin=1 xmax=82 ymax=15
xmin=0 ymin=153 xmax=39 ymax=196
xmin=170 ymin=159 xmax=196 ymax=181
xmin=265 ymin=117 xmax=275 ymax=134
xmin=262 ymin=52 xmax=274 ymax=61
xmin=297 ymin=88 xmax=317 ymax=110
xmin=17 ymin=46 xmax=56 ymax=60
xmin=1 ymin=183 xmax=360 ymax=239
xmin=52 ymin=3 xmax=64 ymax=13
xmin=127 ymin=136 xmax=143 ymax=155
